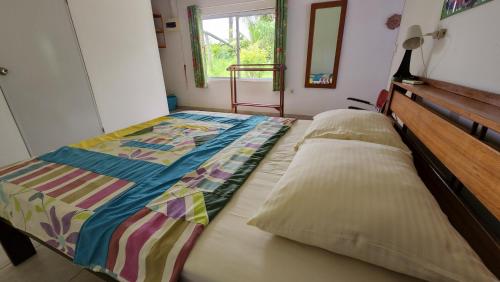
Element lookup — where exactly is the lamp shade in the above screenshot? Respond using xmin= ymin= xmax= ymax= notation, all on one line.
xmin=402 ymin=25 xmax=424 ymax=50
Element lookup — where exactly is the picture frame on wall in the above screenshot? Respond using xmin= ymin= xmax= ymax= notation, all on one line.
xmin=441 ymin=0 xmax=494 ymax=19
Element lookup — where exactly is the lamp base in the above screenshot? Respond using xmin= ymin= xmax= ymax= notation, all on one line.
xmin=393 ymin=74 xmax=419 ymax=82
xmin=392 ymin=49 xmax=418 ymax=82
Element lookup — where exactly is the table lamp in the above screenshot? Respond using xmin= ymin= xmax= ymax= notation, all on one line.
xmin=392 ymin=25 xmax=447 ymax=82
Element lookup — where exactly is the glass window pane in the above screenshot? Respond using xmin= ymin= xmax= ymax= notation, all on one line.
xmin=202 ymin=13 xmax=275 ymax=79
xmin=238 ymin=14 xmax=275 ymax=79
xmin=202 ymin=17 xmax=237 ymax=78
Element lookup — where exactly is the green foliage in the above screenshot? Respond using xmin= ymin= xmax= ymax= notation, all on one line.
xmin=240 ymin=43 xmax=272 ymax=78
xmin=204 ymin=14 xmax=275 ymax=79
xmin=245 ymin=14 xmax=275 ymax=58
xmin=205 ymin=43 xmax=236 ymax=77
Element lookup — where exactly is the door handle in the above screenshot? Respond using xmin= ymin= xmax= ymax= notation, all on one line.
xmin=0 ymin=67 xmax=8 ymax=76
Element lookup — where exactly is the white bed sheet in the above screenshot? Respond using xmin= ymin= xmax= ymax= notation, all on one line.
xmin=181 ymin=119 xmax=421 ymax=282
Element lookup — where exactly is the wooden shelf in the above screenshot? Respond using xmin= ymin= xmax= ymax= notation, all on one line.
xmin=152 ymin=12 xmax=165 ymax=49
xmin=388 ymin=80 xmax=500 ymax=221
xmin=393 ymin=81 xmax=500 ymax=132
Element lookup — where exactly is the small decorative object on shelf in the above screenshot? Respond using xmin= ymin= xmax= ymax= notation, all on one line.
xmin=402 ymin=79 xmax=424 ymax=85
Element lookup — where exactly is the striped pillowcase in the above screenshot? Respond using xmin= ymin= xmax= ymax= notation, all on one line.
xmin=295 ymin=109 xmax=411 ymax=154
xmin=249 ymin=139 xmax=495 ymax=281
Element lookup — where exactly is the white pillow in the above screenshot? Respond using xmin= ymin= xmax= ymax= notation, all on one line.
xmin=296 ymin=109 xmax=410 ymax=154
xmin=249 ymin=138 xmax=495 ymax=282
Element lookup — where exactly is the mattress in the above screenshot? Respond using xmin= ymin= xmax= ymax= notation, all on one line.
xmin=182 ymin=120 xmax=421 ymax=282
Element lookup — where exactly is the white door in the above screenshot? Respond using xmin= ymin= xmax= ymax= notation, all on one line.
xmin=68 ymin=0 xmax=169 ymax=133
xmin=0 ymin=0 xmax=103 ymax=156
xmin=0 ymin=88 xmax=29 ymax=166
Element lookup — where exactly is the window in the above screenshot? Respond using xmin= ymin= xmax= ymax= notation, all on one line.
xmin=202 ymin=11 xmax=275 ymax=79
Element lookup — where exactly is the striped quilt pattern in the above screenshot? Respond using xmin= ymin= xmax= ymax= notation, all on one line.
xmin=0 ymin=112 xmax=294 ymax=282
xmin=104 ymin=208 xmax=203 ymax=282
xmin=0 ymin=159 xmax=134 ymax=211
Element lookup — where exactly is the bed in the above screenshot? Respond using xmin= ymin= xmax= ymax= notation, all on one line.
xmin=1 ymin=78 xmax=499 ymax=282
xmin=181 ymin=119 xmax=420 ymax=282
xmin=0 ymin=111 xmax=296 ymax=281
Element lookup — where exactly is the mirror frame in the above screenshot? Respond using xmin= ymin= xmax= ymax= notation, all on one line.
xmin=304 ymin=0 xmax=347 ymax=89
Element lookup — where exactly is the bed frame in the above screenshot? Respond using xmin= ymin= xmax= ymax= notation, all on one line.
xmin=0 ymin=79 xmax=499 ymax=279
xmin=386 ymin=78 xmax=499 ymax=277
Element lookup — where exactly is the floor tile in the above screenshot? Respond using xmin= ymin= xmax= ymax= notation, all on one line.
xmin=30 ymin=239 xmax=41 ymax=248
xmin=0 ymin=239 xmax=43 ymax=270
xmin=0 ymin=245 xmax=81 ymax=282
xmin=0 ymin=245 xmax=10 ymax=270
xmin=70 ymin=270 xmax=106 ymax=282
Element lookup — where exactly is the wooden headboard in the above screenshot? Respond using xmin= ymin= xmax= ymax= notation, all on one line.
xmin=385 ymin=79 xmax=500 ymax=277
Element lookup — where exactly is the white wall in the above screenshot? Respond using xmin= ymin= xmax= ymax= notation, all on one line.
xmin=153 ymin=0 xmax=404 ymax=116
xmin=68 ymin=0 xmax=169 ymax=132
xmin=390 ymin=0 xmax=500 ymax=145
xmin=0 ymin=88 xmax=29 ymax=166
xmin=390 ymin=0 xmax=500 ymax=94
xmin=428 ymin=0 xmax=500 ymax=93
xmin=387 ymin=0 xmax=443 ymax=87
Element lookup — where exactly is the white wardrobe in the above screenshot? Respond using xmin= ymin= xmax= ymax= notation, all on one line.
xmin=0 ymin=0 xmax=168 ymax=163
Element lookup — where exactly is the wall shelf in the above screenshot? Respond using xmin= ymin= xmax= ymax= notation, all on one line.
xmin=152 ymin=12 xmax=166 ymax=48
xmin=392 ymin=81 xmax=500 ymax=132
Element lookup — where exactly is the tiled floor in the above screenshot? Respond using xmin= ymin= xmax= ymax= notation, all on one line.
xmin=0 ymin=241 xmax=105 ymax=282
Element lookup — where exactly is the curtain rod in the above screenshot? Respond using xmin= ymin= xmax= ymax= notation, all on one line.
xmin=200 ymin=0 xmax=273 ymax=10
xmin=202 ymin=7 xmax=275 ymax=19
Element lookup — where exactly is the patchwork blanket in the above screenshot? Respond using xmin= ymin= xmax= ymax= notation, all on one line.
xmin=0 ymin=112 xmax=295 ymax=282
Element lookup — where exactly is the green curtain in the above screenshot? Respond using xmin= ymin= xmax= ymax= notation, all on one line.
xmin=273 ymin=0 xmax=287 ymax=91
xmin=187 ymin=5 xmax=207 ymax=88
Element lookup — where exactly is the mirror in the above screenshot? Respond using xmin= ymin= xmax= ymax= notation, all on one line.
xmin=305 ymin=0 xmax=347 ymax=88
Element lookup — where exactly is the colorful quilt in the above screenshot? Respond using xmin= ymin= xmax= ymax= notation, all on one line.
xmin=0 ymin=112 xmax=295 ymax=282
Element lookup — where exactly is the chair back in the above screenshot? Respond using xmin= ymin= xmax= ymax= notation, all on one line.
xmin=375 ymin=90 xmax=389 ymax=112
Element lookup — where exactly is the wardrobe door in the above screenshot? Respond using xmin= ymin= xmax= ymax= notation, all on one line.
xmin=0 ymin=0 xmax=103 ymax=156
xmin=68 ymin=0 xmax=169 ymax=133
xmin=0 ymin=89 xmax=29 ymax=166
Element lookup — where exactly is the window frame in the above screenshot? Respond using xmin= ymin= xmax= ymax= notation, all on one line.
xmin=201 ymin=8 xmax=275 ymax=80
